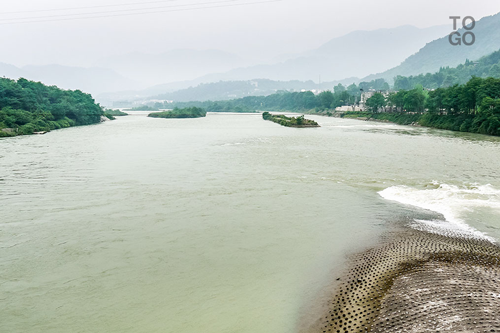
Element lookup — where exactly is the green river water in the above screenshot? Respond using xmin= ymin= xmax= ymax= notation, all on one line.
xmin=1 ymin=112 xmax=500 ymax=333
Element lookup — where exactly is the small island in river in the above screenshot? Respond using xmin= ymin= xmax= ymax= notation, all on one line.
xmin=262 ymin=111 xmax=319 ymax=128
xmin=148 ymin=107 xmax=207 ymax=119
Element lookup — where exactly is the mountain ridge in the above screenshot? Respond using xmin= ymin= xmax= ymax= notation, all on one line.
xmin=362 ymin=12 xmax=500 ymax=83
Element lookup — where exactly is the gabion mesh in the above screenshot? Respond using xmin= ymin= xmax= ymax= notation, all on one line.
xmin=317 ymin=229 xmax=500 ymax=333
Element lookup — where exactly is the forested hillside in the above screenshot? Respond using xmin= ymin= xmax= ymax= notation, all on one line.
xmin=0 ymin=78 xmax=103 ymax=136
xmin=394 ymin=49 xmax=500 ymax=89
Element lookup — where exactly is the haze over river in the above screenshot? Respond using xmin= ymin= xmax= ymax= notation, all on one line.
xmin=2 ymin=112 xmax=500 ymax=333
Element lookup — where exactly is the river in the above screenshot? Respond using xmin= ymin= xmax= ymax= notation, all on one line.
xmin=1 ymin=112 xmax=500 ymax=333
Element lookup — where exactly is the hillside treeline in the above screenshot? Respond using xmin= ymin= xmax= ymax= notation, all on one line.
xmin=360 ymin=77 xmax=500 ymax=136
xmin=394 ymin=49 xmax=500 ymax=90
xmin=168 ymin=79 xmax=389 ymax=112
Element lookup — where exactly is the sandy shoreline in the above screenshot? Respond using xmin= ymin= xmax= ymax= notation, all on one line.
xmin=301 ymin=228 xmax=500 ymax=333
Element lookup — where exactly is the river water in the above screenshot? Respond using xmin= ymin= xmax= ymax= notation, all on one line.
xmin=1 ymin=112 xmax=500 ymax=333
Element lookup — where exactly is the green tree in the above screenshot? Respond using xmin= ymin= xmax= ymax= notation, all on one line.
xmin=318 ymin=91 xmax=334 ymax=109
xmin=334 ymin=84 xmax=346 ymax=94
xmin=403 ymin=88 xmax=426 ymax=113
xmin=365 ymin=93 xmax=386 ymax=112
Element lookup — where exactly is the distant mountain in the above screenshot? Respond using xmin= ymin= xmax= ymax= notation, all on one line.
xmin=95 ymin=77 xmax=360 ymax=106
xmin=94 ymin=49 xmax=246 ymax=86
xmin=23 ymin=65 xmax=140 ymax=95
xmin=363 ymin=12 xmax=500 ymax=83
xmin=0 ymin=62 xmax=25 ymax=79
xmin=94 ymin=25 xmax=450 ymax=105
xmin=150 ymin=79 xmax=332 ymax=102
xmin=187 ymin=25 xmax=450 ymax=83
xmin=0 ymin=63 xmax=139 ymax=96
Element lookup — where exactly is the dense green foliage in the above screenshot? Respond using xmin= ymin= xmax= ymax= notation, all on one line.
xmin=262 ymin=112 xmax=319 ymax=127
xmin=148 ymin=107 xmax=206 ymax=119
xmin=0 ymin=77 xmax=103 ymax=137
xmin=365 ymin=92 xmax=386 ymax=112
xmin=345 ymin=77 xmax=500 ymax=136
xmin=394 ymin=50 xmax=500 ymax=90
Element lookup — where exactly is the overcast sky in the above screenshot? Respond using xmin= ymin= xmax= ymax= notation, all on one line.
xmin=1 ymin=0 xmax=498 ymax=67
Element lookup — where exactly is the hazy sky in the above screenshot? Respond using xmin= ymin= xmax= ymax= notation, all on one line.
xmin=1 ymin=0 xmax=499 ymax=67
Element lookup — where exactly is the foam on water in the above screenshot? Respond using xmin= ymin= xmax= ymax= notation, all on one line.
xmin=379 ymin=183 xmax=500 ymax=242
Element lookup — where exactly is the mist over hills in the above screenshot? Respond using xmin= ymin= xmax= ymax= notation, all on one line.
xmin=94 ymin=24 xmax=452 ymax=105
xmin=95 ymin=75 xmax=360 ymax=104
xmin=94 ymin=49 xmax=247 ymax=87
xmin=0 ymin=63 xmax=139 ymax=96
xmin=0 ymin=63 xmax=25 ymax=79
xmin=146 ymin=78 xmax=361 ymax=103
xmin=363 ymin=12 xmax=500 ymax=83
xmin=3 ymin=15 xmax=500 ymax=105
xmin=23 ymin=65 xmax=140 ymax=95
xmin=187 ymin=25 xmax=450 ymax=83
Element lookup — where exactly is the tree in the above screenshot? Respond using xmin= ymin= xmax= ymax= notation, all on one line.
xmin=388 ymin=91 xmax=406 ymax=112
xmin=296 ymin=115 xmax=304 ymax=125
xmin=442 ymin=74 xmax=458 ymax=87
xmin=394 ymin=76 xmax=412 ymax=90
xmin=347 ymin=83 xmax=359 ymax=96
xmin=318 ymin=91 xmax=334 ymax=109
xmin=425 ymin=88 xmax=446 ymax=114
xmin=334 ymin=84 xmax=346 ymax=94
xmin=365 ymin=93 xmax=386 ymax=112
xmin=403 ymin=88 xmax=426 ymax=113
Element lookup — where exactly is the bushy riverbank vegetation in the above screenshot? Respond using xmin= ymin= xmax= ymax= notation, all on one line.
xmin=148 ymin=107 xmax=206 ymax=119
xmin=0 ymin=78 xmax=104 ymax=137
xmin=348 ymin=77 xmax=500 ymax=136
xmin=262 ymin=112 xmax=319 ymax=128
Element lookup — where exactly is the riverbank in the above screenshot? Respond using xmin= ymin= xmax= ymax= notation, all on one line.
xmin=303 ymin=227 xmax=500 ymax=333
xmin=341 ymin=112 xmax=500 ymax=137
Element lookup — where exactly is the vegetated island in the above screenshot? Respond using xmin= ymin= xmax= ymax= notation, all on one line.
xmin=104 ymin=109 xmax=128 ymax=119
xmin=262 ymin=111 xmax=319 ymax=128
xmin=148 ymin=107 xmax=206 ymax=119
xmin=0 ymin=77 xmax=107 ymax=137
